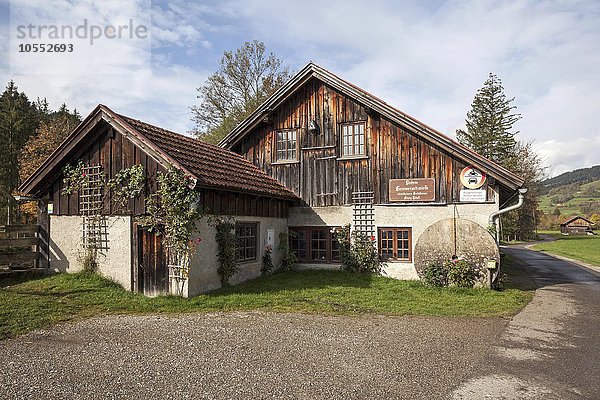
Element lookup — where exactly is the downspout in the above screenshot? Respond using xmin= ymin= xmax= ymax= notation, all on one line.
xmin=488 ymin=188 xmax=528 ymax=243
xmin=485 ymin=188 xmax=527 ymax=289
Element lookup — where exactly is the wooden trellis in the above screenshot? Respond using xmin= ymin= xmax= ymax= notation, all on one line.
xmin=352 ymin=191 xmax=375 ymax=237
xmin=79 ymin=165 xmax=108 ymax=251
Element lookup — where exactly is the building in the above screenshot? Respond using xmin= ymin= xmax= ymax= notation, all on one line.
xmin=560 ymin=216 xmax=595 ymax=235
xmin=18 ymin=63 xmax=524 ymax=296
xmin=220 ymin=63 xmax=524 ymax=279
xmin=18 ymin=104 xmax=297 ymax=296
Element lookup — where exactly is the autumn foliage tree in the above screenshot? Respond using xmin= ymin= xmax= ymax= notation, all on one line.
xmin=18 ymin=104 xmax=80 ymax=222
xmin=191 ymin=40 xmax=291 ymax=144
xmin=19 ymin=106 xmax=80 ymax=181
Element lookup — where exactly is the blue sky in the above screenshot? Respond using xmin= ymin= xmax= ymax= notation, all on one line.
xmin=1 ymin=0 xmax=599 ymax=177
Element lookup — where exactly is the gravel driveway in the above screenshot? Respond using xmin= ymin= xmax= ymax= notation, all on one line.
xmin=0 ymin=312 xmax=505 ymax=399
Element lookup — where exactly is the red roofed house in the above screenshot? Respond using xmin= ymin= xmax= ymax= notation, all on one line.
xmin=19 ymin=104 xmax=297 ymax=296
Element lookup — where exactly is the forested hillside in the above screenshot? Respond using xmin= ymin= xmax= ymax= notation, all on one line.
xmin=541 ymin=165 xmax=600 ymax=193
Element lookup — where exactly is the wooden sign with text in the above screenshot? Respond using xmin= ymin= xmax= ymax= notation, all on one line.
xmin=389 ymin=178 xmax=435 ymax=202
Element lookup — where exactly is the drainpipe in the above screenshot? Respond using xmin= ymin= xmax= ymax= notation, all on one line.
xmin=489 ymin=188 xmax=527 ymax=243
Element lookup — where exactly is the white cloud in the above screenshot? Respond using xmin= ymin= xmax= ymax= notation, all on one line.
xmin=1 ymin=0 xmax=599 ymax=176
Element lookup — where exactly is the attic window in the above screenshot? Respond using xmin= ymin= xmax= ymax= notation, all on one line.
xmin=276 ymin=130 xmax=297 ymax=161
xmin=341 ymin=122 xmax=366 ymax=156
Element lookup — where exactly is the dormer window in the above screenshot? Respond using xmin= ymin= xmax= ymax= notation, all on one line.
xmin=276 ymin=130 xmax=297 ymax=161
xmin=341 ymin=122 xmax=366 ymax=156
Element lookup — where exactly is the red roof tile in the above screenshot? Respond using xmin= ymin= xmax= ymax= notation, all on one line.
xmin=116 ymin=113 xmax=298 ymax=200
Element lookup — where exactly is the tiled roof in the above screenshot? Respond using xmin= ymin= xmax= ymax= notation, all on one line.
xmin=115 ymin=113 xmax=298 ymax=200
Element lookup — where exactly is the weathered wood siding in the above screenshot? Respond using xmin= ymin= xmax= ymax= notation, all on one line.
xmin=232 ymin=78 xmax=494 ymax=206
xmin=48 ymin=120 xmax=290 ymax=219
xmin=49 ymin=120 xmax=163 ymax=216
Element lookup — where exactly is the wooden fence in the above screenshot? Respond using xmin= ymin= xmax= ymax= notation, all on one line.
xmin=0 ymin=225 xmax=41 ymax=270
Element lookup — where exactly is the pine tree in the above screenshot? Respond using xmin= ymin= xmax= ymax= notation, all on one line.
xmin=191 ymin=40 xmax=291 ymax=144
xmin=456 ymin=73 xmax=521 ymax=165
xmin=457 ymin=74 xmax=545 ymax=241
xmin=0 ymin=81 xmax=39 ymax=224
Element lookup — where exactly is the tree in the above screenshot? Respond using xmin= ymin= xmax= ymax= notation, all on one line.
xmin=456 ymin=73 xmax=521 ymax=165
xmin=19 ymin=107 xmax=80 ymax=181
xmin=18 ymin=105 xmax=81 ymax=222
xmin=0 ymin=81 xmax=39 ymax=224
xmin=501 ymin=141 xmax=546 ymax=240
xmin=457 ymin=74 xmax=545 ymax=241
xmin=191 ymin=40 xmax=291 ymax=144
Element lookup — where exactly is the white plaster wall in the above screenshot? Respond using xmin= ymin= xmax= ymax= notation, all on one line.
xmin=288 ymin=190 xmax=499 ymax=280
xmin=186 ymin=216 xmax=288 ymax=297
xmin=49 ymin=215 xmax=132 ymax=290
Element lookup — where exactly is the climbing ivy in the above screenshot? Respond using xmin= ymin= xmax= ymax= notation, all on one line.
xmin=211 ymin=217 xmax=237 ymax=286
xmin=140 ymin=167 xmax=201 ymax=255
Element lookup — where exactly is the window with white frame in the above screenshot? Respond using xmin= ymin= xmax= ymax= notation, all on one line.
xmin=341 ymin=122 xmax=366 ymax=156
xmin=276 ymin=130 xmax=297 ymax=161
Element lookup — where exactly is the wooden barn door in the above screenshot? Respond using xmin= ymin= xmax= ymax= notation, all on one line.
xmin=137 ymin=227 xmax=168 ymax=296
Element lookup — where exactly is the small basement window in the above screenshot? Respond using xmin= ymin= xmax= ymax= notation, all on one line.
xmin=378 ymin=227 xmax=412 ymax=262
xmin=236 ymin=222 xmax=258 ymax=262
xmin=341 ymin=122 xmax=366 ymax=156
xmin=276 ymin=130 xmax=297 ymax=161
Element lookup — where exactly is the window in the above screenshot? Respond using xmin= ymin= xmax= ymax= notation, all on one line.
xmin=341 ymin=122 xmax=366 ymax=156
xmin=276 ymin=130 xmax=297 ymax=161
xmin=378 ymin=228 xmax=412 ymax=261
xmin=236 ymin=223 xmax=258 ymax=262
xmin=289 ymin=227 xmax=341 ymax=263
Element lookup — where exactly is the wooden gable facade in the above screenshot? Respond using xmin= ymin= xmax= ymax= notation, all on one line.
xmin=222 ymin=64 xmax=524 ymax=208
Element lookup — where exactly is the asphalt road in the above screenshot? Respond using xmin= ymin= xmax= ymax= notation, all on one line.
xmin=452 ymin=245 xmax=600 ymax=399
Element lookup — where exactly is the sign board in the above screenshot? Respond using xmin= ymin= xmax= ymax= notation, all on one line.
xmin=460 ymin=166 xmax=486 ymax=189
xmin=389 ymin=178 xmax=435 ymax=202
xmin=47 ymin=203 xmax=54 ymax=214
xmin=460 ymin=189 xmax=487 ymax=203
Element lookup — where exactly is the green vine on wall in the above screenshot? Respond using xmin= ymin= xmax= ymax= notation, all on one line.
xmin=62 ymin=162 xmax=145 ymax=215
xmin=62 ymin=162 xmax=146 ymax=271
xmin=211 ymin=217 xmax=237 ymax=286
xmin=139 ymin=167 xmax=201 ymax=255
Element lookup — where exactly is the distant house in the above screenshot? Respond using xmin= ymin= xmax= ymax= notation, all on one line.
xmin=560 ymin=216 xmax=595 ymax=235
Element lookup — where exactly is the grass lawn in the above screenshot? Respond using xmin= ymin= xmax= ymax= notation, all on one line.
xmin=0 ymin=269 xmax=534 ymax=340
xmin=532 ymin=231 xmax=600 ymax=266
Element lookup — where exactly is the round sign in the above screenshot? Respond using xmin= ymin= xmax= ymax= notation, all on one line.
xmin=460 ymin=166 xmax=486 ymax=189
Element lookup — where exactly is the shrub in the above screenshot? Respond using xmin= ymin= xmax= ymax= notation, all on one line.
xmin=336 ymin=225 xmax=384 ymax=274
xmin=422 ymin=262 xmax=447 ymax=287
xmin=214 ymin=220 xmax=237 ymax=286
xmin=446 ymin=259 xmax=478 ymax=288
xmin=261 ymin=245 xmax=274 ymax=275
xmin=279 ymin=232 xmax=297 ymax=271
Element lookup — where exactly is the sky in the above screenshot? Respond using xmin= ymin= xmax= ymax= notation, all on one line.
xmin=1 ymin=0 xmax=599 ymax=177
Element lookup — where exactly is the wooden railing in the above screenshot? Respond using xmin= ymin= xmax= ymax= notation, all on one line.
xmin=0 ymin=225 xmax=40 ymax=270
